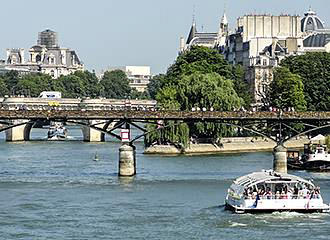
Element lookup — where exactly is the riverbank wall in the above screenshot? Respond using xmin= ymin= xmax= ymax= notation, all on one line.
xmin=144 ymin=136 xmax=310 ymax=155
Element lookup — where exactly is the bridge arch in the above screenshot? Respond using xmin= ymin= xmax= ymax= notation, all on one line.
xmin=0 ymin=120 xmax=121 ymax=142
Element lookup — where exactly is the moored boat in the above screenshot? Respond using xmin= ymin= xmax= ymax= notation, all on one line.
xmin=302 ymin=144 xmax=330 ymax=171
xmin=225 ymin=170 xmax=330 ymax=214
xmin=287 ymin=144 xmax=330 ymax=171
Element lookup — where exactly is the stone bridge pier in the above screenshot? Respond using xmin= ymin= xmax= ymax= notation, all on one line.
xmin=82 ymin=120 xmax=106 ymax=142
xmin=5 ymin=120 xmax=33 ymax=142
xmin=273 ymin=145 xmax=287 ymax=174
xmin=119 ymin=144 xmax=136 ymax=177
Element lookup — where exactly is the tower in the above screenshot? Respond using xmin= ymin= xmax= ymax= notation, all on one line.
xmin=219 ymin=11 xmax=228 ymax=35
xmin=37 ymin=29 xmax=59 ymax=48
xmin=218 ymin=11 xmax=229 ymax=48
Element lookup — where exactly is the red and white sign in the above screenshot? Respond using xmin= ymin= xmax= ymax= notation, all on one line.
xmin=120 ymin=129 xmax=130 ymax=142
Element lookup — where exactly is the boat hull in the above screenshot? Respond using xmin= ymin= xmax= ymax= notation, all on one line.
xmin=225 ymin=203 xmax=330 ymax=214
xmin=303 ymin=161 xmax=330 ymax=171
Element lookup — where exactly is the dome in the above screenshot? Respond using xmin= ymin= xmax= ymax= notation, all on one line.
xmin=301 ymin=8 xmax=325 ymax=32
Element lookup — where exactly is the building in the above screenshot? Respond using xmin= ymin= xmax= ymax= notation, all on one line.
xmin=2 ymin=29 xmax=84 ymax=78
xmin=240 ymin=9 xmax=330 ymax=104
xmin=180 ymin=12 xmax=229 ymax=53
xmin=182 ymin=7 xmax=330 ymax=106
xmin=103 ymin=66 xmax=151 ymax=93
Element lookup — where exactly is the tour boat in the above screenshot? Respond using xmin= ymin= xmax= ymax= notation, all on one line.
xmin=225 ymin=170 xmax=330 ymax=214
xmin=48 ymin=123 xmax=68 ymax=140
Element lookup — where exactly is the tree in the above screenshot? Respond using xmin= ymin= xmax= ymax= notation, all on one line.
xmin=147 ymin=74 xmax=165 ymax=100
xmin=16 ymin=73 xmax=53 ymax=97
xmin=72 ymin=71 xmax=103 ymax=98
xmin=101 ymin=70 xmax=131 ymax=99
xmin=166 ymin=45 xmax=233 ymax=84
xmin=148 ymin=72 xmax=243 ymax=147
xmin=232 ymin=65 xmax=252 ymax=108
xmin=281 ymin=52 xmax=330 ymax=111
xmin=145 ymin=46 xmax=248 ymax=147
xmin=0 ymin=77 xmax=9 ymax=96
xmin=3 ymin=70 xmax=20 ymax=93
xmin=269 ymin=67 xmax=307 ymax=111
xmin=174 ymin=72 xmax=243 ymax=111
xmin=58 ymin=74 xmax=86 ymax=98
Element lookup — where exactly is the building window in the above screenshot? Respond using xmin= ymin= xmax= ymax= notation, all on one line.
xmin=36 ymin=54 xmax=42 ymax=62
xmin=263 ymin=59 xmax=267 ymax=66
xmin=50 ymin=70 xmax=55 ymax=78
xmin=11 ymin=56 xmax=17 ymax=64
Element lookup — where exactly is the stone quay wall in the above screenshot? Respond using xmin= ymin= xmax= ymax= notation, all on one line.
xmin=144 ymin=136 xmax=310 ymax=155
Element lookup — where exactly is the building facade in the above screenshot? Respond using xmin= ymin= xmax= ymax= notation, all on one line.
xmin=1 ymin=29 xmax=84 ymax=78
xmin=103 ymin=66 xmax=151 ymax=93
xmin=181 ymin=8 xmax=330 ymax=106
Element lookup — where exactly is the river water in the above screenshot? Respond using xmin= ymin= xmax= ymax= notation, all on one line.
xmin=1 ymin=128 xmax=330 ymax=239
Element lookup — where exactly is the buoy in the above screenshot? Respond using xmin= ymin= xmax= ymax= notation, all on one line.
xmin=94 ymin=152 xmax=99 ymax=161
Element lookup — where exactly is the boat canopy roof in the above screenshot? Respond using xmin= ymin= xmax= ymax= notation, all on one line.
xmin=233 ymin=170 xmax=314 ymax=189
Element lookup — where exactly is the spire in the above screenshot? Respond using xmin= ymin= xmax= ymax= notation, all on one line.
xmin=187 ymin=5 xmax=197 ymax=44
xmin=219 ymin=9 xmax=228 ymax=35
xmin=192 ymin=4 xmax=196 ymax=25
xmin=186 ymin=21 xmax=197 ymax=44
xmin=221 ymin=12 xmax=228 ymax=25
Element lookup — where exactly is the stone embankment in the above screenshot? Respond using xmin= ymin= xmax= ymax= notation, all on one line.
xmin=144 ymin=137 xmax=311 ymax=155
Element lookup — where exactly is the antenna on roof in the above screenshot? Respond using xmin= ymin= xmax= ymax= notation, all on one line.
xmin=192 ymin=4 xmax=196 ymax=25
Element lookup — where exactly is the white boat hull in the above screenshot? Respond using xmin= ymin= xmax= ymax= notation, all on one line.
xmin=225 ymin=197 xmax=330 ymax=214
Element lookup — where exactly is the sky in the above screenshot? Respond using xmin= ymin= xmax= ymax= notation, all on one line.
xmin=1 ymin=0 xmax=329 ymax=74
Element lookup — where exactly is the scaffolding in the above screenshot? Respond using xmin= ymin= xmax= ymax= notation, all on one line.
xmin=37 ymin=29 xmax=59 ymax=48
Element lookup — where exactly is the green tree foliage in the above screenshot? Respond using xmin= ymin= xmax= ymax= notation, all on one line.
xmin=269 ymin=67 xmax=307 ymax=111
xmin=232 ymin=65 xmax=252 ymax=108
xmin=145 ymin=121 xmax=190 ymax=148
xmin=130 ymin=89 xmax=150 ymax=100
xmin=0 ymin=77 xmax=9 ymax=96
xmin=73 ymin=71 xmax=103 ymax=98
xmin=281 ymin=52 xmax=330 ymax=111
xmin=145 ymin=47 xmax=246 ymax=147
xmin=173 ymin=73 xmax=242 ymax=141
xmin=147 ymin=74 xmax=165 ymax=100
xmin=156 ymin=87 xmax=180 ymax=110
xmin=100 ymin=70 xmax=131 ymax=99
xmin=16 ymin=73 xmax=53 ymax=96
xmin=166 ymin=46 xmax=233 ymax=80
xmin=175 ymin=72 xmax=243 ymax=111
xmin=3 ymin=70 xmax=20 ymax=91
xmin=165 ymin=46 xmax=251 ymax=108
xmin=58 ymin=74 xmax=86 ymax=98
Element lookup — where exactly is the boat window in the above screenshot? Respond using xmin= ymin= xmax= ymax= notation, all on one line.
xmin=317 ymin=148 xmax=324 ymax=153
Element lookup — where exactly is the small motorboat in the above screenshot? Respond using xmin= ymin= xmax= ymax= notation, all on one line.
xmin=287 ymin=144 xmax=330 ymax=171
xmin=225 ymin=170 xmax=330 ymax=214
xmin=303 ymin=144 xmax=330 ymax=171
xmin=48 ymin=123 xmax=68 ymax=140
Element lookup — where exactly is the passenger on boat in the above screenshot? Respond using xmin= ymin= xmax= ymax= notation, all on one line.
xmin=264 ymin=188 xmax=272 ymax=199
xmin=302 ymin=187 xmax=310 ymax=199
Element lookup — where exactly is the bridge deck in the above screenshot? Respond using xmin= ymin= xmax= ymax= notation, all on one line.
xmin=0 ymin=110 xmax=330 ymax=121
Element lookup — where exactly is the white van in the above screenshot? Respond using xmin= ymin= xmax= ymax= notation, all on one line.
xmin=39 ymin=91 xmax=62 ymax=99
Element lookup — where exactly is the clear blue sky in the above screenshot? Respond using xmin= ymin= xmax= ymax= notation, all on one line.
xmin=1 ymin=0 xmax=328 ymax=74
